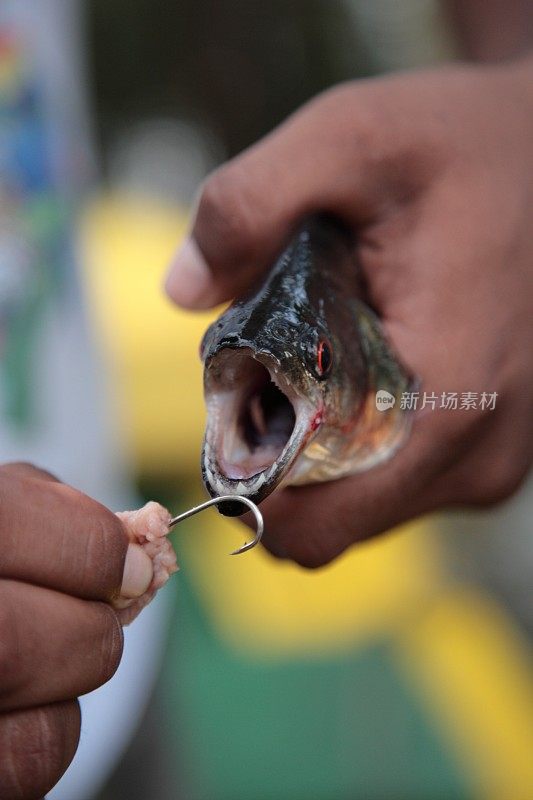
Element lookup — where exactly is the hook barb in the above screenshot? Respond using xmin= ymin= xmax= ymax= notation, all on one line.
xmin=168 ymin=495 xmax=263 ymax=555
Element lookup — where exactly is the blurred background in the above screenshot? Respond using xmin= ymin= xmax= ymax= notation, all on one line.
xmin=1 ymin=1 xmax=533 ymax=799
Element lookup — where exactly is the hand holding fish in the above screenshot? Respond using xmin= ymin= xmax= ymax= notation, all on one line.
xmin=166 ymin=56 xmax=533 ymax=567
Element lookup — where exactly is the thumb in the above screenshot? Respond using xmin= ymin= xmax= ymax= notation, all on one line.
xmin=164 ymin=83 xmax=397 ymax=309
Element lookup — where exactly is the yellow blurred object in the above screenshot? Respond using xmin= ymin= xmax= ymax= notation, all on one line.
xmin=397 ymin=588 xmax=533 ymax=800
xmin=81 ymin=193 xmax=217 ymax=476
xmin=182 ymin=511 xmax=445 ymax=657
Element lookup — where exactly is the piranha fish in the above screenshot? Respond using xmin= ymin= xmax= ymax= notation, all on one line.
xmin=200 ymin=215 xmax=415 ymax=515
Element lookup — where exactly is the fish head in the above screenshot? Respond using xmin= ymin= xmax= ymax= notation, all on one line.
xmin=199 ymin=216 xmax=414 ymax=516
xmin=201 ymin=296 xmax=363 ymax=514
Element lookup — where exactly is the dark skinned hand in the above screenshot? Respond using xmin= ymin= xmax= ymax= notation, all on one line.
xmin=166 ymin=57 xmax=533 ymax=567
xmin=0 ymin=463 xmax=153 ymax=799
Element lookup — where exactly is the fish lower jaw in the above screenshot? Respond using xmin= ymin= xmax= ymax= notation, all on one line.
xmin=202 ymin=397 xmax=320 ymax=502
xmin=202 ymin=450 xmax=286 ymax=499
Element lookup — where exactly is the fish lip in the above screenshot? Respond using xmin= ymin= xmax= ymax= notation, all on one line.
xmin=205 ymin=341 xmax=283 ymax=371
xmin=202 ymin=347 xmax=322 ymax=506
xmin=202 ymin=433 xmax=306 ymax=508
xmin=202 ymin=409 xmax=319 ymax=505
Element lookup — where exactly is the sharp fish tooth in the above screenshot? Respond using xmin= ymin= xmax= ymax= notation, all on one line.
xmin=235 ymin=481 xmax=247 ymax=494
xmin=266 ymin=460 xmax=279 ymax=479
xmin=254 ymin=473 xmax=266 ymax=489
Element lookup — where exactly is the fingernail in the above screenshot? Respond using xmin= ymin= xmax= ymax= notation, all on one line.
xmin=164 ymin=237 xmax=214 ymax=308
xmin=121 ymin=543 xmax=153 ymax=599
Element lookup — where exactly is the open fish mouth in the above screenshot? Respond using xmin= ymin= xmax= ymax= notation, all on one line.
xmin=202 ymin=347 xmax=320 ymax=512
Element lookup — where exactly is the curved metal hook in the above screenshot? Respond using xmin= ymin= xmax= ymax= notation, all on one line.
xmin=168 ymin=495 xmax=263 ymax=555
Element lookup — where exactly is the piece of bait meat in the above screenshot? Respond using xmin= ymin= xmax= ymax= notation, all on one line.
xmin=114 ymin=501 xmax=178 ymax=625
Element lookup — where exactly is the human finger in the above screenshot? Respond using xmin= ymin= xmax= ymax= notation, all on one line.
xmin=0 ymin=700 xmax=80 ymax=800
xmin=0 ymin=580 xmax=123 ymax=713
xmin=0 ymin=466 xmax=152 ymax=603
xmin=165 ymin=79 xmax=440 ymax=308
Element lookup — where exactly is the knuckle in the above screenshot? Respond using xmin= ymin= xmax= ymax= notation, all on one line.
xmin=79 ymin=511 xmax=128 ymax=598
xmin=0 ymin=585 xmax=23 ymax=700
xmin=0 ymin=701 xmax=80 ymax=800
xmin=196 ymin=167 xmax=259 ymax=261
xmin=94 ymin=603 xmax=124 ymax=684
xmin=263 ymin=536 xmax=328 ymax=569
xmin=292 ymin=550 xmax=329 ymax=570
xmin=0 ymin=473 xmax=16 ymax=529
xmin=285 ymin=534 xmax=335 ymax=570
xmin=262 ymin=496 xmax=351 ymax=569
xmin=309 ymin=83 xmax=380 ymax=159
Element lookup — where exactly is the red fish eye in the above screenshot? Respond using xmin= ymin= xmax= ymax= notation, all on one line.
xmin=316 ymin=339 xmax=332 ymax=377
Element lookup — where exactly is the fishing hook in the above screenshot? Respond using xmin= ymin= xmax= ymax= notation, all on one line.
xmin=168 ymin=495 xmax=263 ymax=555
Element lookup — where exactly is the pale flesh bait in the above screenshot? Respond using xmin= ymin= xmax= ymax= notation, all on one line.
xmin=114 ymin=501 xmax=178 ymax=624
xmin=112 ymin=496 xmax=263 ymax=624
xmin=200 ymin=215 xmax=415 ymax=515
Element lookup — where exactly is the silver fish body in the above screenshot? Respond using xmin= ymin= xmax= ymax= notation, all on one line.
xmin=200 ymin=215 xmax=414 ymax=514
